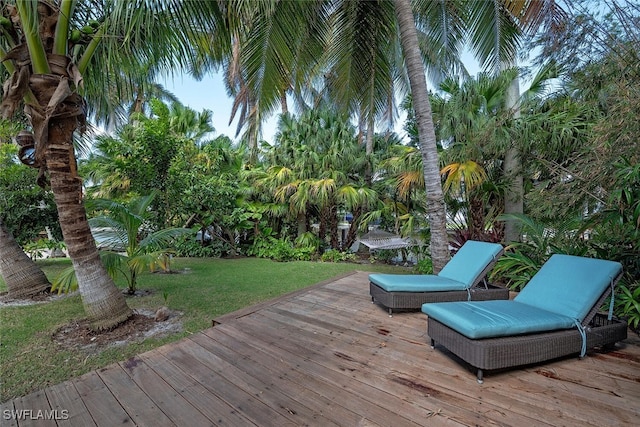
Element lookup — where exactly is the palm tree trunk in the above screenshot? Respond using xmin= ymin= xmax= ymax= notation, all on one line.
xmin=343 ymin=206 xmax=362 ymax=250
xmin=503 ymin=78 xmax=523 ymax=243
xmin=46 ymin=120 xmax=132 ymax=330
xmin=0 ymin=217 xmax=51 ymax=299
xmin=394 ymin=0 xmax=450 ymax=271
xmin=296 ymin=212 xmax=307 ymax=237
xmin=328 ymin=204 xmax=339 ymax=250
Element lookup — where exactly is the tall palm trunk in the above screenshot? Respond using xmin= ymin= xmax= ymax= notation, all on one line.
xmin=0 ymin=217 xmax=51 ymax=299
xmin=296 ymin=212 xmax=307 ymax=237
xmin=394 ymin=0 xmax=450 ymax=271
xmin=503 ymin=78 xmax=523 ymax=243
xmin=45 ymin=120 xmax=132 ymax=329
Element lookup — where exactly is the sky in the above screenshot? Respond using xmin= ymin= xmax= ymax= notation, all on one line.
xmin=160 ymin=74 xmax=279 ymax=142
xmin=159 ymin=52 xmax=485 ymax=144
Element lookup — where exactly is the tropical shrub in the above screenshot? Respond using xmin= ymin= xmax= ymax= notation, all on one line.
xmin=490 ymin=214 xmax=589 ymax=290
xmin=249 ymin=235 xmax=315 ymax=262
xmin=173 ymin=235 xmax=224 ymax=258
xmin=413 ymin=257 xmax=433 ymax=274
xmin=52 ymin=194 xmax=191 ymax=294
xmin=615 ymin=283 xmax=640 ymax=333
xmin=320 ymin=249 xmax=356 ymax=263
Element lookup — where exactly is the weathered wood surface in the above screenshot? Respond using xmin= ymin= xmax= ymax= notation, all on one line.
xmin=3 ymin=271 xmax=639 ymax=426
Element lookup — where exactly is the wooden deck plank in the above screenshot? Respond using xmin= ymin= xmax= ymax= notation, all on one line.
xmin=0 ymin=400 xmax=18 ymax=427
xmin=238 ymin=307 xmax=552 ymax=427
xmin=185 ymin=334 xmax=347 ymax=427
xmin=44 ymin=381 xmax=97 ymax=427
xmin=118 ymin=355 xmax=215 ymax=426
xmin=141 ymin=348 xmax=256 ymax=426
xmin=204 ymin=323 xmax=471 ymax=427
xmin=255 ymin=291 xmax=640 ymax=426
xmin=11 ymin=390 xmax=56 ymax=427
xmin=70 ymin=371 xmax=134 ymax=427
xmin=4 ymin=271 xmax=639 ymax=427
xmin=174 ymin=336 xmax=336 ymax=427
xmin=206 ymin=324 xmax=429 ymax=427
xmin=96 ymin=363 xmax=175 ymax=427
xmin=191 ymin=328 xmax=389 ymax=427
xmin=156 ymin=338 xmax=294 ymax=427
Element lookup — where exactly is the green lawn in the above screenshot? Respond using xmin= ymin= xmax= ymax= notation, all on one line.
xmin=0 ymin=257 xmax=407 ymax=402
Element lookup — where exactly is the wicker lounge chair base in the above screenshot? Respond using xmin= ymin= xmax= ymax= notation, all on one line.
xmin=427 ymin=313 xmax=628 ymax=383
xmin=370 ymin=282 xmax=509 ymax=316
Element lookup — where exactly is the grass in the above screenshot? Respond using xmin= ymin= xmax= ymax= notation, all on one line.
xmin=0 ymin=257 xmax=407 ymax=402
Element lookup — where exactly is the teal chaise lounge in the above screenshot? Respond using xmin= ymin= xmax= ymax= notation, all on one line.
xmin=422 ymin=254 xmax=628 ymax=383
xmin=369 ymin=240 xmax=508 ymax=315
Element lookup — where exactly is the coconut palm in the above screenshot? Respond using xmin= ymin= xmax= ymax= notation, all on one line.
xmin=393 ymin=0 xmax=451 ymax=268
xmin=0 ymin=0 xmax=227 ymax=329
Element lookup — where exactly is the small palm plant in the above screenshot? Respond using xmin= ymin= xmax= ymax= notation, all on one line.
xmin=53 ymin=194 xmax=191 ymax=294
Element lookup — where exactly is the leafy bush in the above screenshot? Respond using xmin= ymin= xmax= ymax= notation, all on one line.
xmin=490 ymin=250 xmax=539 ymax=290
xmin=413 ymin=257 xmax=433 ymax=274
xmin=490 ymin=214 xmax=589 ymax=290
xmin=295 ymin=232 xmax=322 ymax=253
xmin=320 ymin=249 xmax=356 ymax=263
xmin=173 ymin=235 xmax=224 ymax=258
xmin=615 ymin=283 xmax=640 ymax=333
xmin=249 ymin=236 xmax=315 ymax=262
xmin=373 ymin=249 xmax=398 ymax=263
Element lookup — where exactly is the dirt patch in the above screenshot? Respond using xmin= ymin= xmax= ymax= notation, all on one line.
xmin=51 ymin=308 xmax=183 ymax=354
xmin=0 ymin=291 xmax=75 ymax=307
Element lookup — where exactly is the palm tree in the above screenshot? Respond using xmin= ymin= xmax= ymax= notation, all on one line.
xmin=467 ymin=0 xmax=569 ymax=242
xmin=0 ymin=0 xmax=226 ymax=329
xmin=258 ymin=107 xmax=372 ymax=250
xmin=394 ymin=0 xmax=450 ymax=269
xmin=0 ymin=217 xmax=51 ymax=298
xmin=87 ymin=194 xmax=191 ymax=294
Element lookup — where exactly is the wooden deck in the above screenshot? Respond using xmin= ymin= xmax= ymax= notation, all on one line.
xmin=2 ymin=271 xmax=639 ymax=426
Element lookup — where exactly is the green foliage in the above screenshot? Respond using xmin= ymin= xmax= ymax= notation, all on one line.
xmin=294 ymin=232 xmax=322 ymax=253
xmin=254 ymin=108 xmax=372 ymax=251
xmin=173 ymin=234 xmax=225 ymax=258
xmin=371 ymin=249 xmax=398 ymax=264
xmin=490 ymin=250 xmax=539 ymax=291
xmin=413 ymin=257 xmax=433 ymax=274
xmin=83 ymin=194 xmax=191 ymax=293
xmin=249 ymin=235 xmax=315 ymax=262
xmin=0 ymin=144 xmax=61 ymax=244
xmin=320 ymin=249 xmax=356 ymax=263
xmin=22 ymin=238 xmax=66 ymax=260
xmin=491 ymin=214 xmax=589 ymax=290
xmin=589 ymin=159 xmax=640 ymax=276
xmin=615 ymin=283 xmax=640 ymax=332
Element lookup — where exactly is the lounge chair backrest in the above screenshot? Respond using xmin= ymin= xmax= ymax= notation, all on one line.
xmin=438 ymin=241 xmax=504 ymax=288
xmin=514 ymin=254 xmax=622 ymax=321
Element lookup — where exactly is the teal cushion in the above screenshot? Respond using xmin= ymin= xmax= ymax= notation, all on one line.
xmin=369 ymin=274 xmax=467 ymax=292
xmin=515 ymin=254 xmax=622 ymax=321
xmin=369 ymin=240 xmax=503 ymax=293
xmin=438 ymin=241 xmax=503 ymax=286
xmin=422 ymin=300 xmax=576 ymax=339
